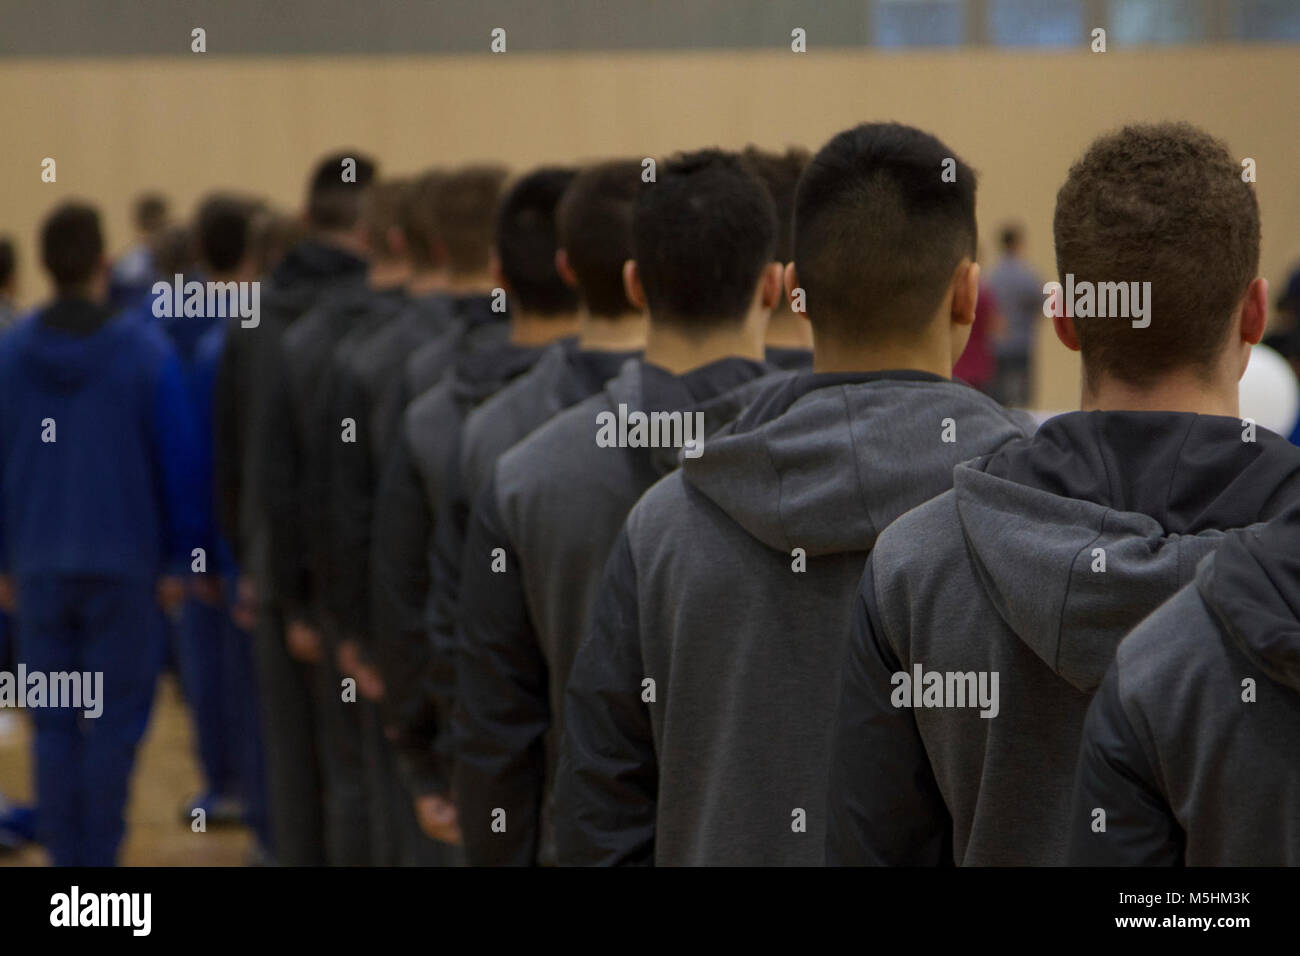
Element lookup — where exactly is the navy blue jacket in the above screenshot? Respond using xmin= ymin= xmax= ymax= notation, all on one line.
xmin=0 ymin=299 xmax=203 ymax=580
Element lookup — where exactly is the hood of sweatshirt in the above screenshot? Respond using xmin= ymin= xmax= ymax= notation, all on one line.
xmin=450 ymin=339 xmax=549 ymax=409
xmin=1197 ymin=506 xmax=1300 ymax=693
xmin=603 ymin=356 xmax=775 ymax=480
xmin=530 ymin=339 xmax=639 ymax=410
xmin=684 ymin=371 xmax=1034 ymax=560
xmin=261 ymin=239 xmax=367 ymax=318
xmin=954 ymin=410 xmax=1300 ymax=693
xmin=21 ymin=302 xmax=134 ymax=392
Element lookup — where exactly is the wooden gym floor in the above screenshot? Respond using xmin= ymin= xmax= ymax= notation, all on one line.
xmin=0 ymin=676 xmax=251 ymax=866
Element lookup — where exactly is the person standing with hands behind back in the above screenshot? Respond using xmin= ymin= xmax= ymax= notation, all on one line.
xmin=0 ymin=201 xmax=202 ymax=866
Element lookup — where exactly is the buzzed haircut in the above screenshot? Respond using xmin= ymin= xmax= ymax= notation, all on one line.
xmin=999 ymin=223 xmax=1023 ymax=254
xmin=362 ymin=178 xmax=414 ymax=261
xmin=556 ymin=159 xmax=641 ymax=318
xmin=196 ymin=194 xmax=254 ymax=274
xmin=496 ymin=166 xmax=581 ymax=317
xmin=433 ymin=164 xmax=509 ymax=276
xmin=402 ymin=169 xmax=447 ymax=271
xmin=134 ymin=193 xmax=169 ymax=234
xmin=632 ymin=149 xmax=776 ymax=329
xmin=742 ymin=145 xmax=811 ymax=264
xmin=794 ymin=122 xmax=977 ymax=346
xmin=307 ymin=150 xmax=378 ymax=231
xmin=41 ymin=202 xmax=104 ymax=293
xmin=1054 ymin=122 xmax=1260 ymax=389
xmin=0 ymin=237 xmax=15 ymax=290
xmin=153 ymin=225 xmax=196 ymax=277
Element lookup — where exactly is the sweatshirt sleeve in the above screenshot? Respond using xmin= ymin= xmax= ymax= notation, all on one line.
xmin=452 ymin=474 xmax=549 ymax=865
xmin=152 ymin=348 xmax=205 ymax=575
xmin=371 ymin=427 xmax=447 ymax=795
xmin=1067 ymin=659 xmax=1185 ymax=865
xmin=261 ymin=341 xmax=310 ymax=621
xmin=328 ymin=360 xmax=375 ymax=641
xmin=427 ymin=429 xmax=472 ymax=688
xmin=553 ymin=526 xmax=657 ymax=866
xmin=212 ymin=317 xmax=245 ymax=561
xmin=825 ymin=560 xmax=953 ymax=866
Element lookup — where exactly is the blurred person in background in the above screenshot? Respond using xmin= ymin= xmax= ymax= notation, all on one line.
xmin=987 ymin=222 xmax=1043 ymax=407
xmin=0 ymin=201 xmax=202 ymax=865
xmin=109 ymin=192 xmax=170 ymax=311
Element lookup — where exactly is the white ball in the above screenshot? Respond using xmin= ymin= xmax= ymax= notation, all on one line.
xmin=1239 ymin=344 xmax=1299 ymax=437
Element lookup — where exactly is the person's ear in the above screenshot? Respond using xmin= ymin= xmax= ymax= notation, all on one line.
xmin=1053 ymin=312 xmax=1080 ymax=352
xmin=622 ymin=260 xmax=647 ymax=311
xmin=386 ymin=226 xmax=406 ymax=260
xmin=783 ymin=262 xmax=806 ymax=315
xmin=1240 ymin=277 xmax=1268 ymax=346
xmin=950 ymin=259 xmax=979 ymax=328
xmin=759 ymin=262 xmax=783 ymax=311
xmin=555 ymin=249 xmax=579 ymax=288
xmin=490 ymin=250 xmax=507 ymax=289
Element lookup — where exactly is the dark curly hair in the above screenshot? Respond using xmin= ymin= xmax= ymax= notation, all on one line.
xmin=1054 ymin=122 xmax=1260 ymax=388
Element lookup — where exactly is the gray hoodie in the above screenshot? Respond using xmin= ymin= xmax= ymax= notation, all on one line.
xmin=827 ymin=411 xmax=1300 ymax=866
xmin=453 ymin=356 xmax=776 ymax=866
xmin=554 ymin=371 xmax=1036 ymax=866
xmin=1068 ymin=505 xmax=1300 ymax=865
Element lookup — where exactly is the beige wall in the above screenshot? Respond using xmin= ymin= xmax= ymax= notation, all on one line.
xmin=1 ymin=45 xmax=1297 ymax=408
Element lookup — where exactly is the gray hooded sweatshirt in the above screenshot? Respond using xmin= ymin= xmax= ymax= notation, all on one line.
xmin=1068 ymin=504 xmax=1300 ymax=865
xmin=453 ymin=356 xmax=777 ymax=866
xmin=554 ymin=371 xmax=1037 ymax=866
xmin=826 ymin=411 xmax=1300 ymax=866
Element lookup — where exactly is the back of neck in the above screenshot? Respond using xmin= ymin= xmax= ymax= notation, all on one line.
xmin=444 ymin=272 xmax=496 ymax=296
xmin=765 ymin=310 xmax=812 ymax=350
xmin=578 ymin=310 xmax=647 ymax=352
xmin=642 ymin=319 xmax=765 ymax=376
xmin=510 ymin=310 xmax=582 ymax=347
xmin=812 ymin=337 xmax=952 ymax=378
xmin=1082 ymin=372 xmax=1239 ymax=418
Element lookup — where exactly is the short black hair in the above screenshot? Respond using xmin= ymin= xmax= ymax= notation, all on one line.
xmin=363 ymin=178 xmax=414 ymax=261
xmin=41 ymin=201 xmax=104 ymax=293
xmin=496 ymin=166 xmax=581 ymax=317
xmin=632 ymin=149 xmax=776 ymax=328
xmin=0 ymin=237 xmax=15 ymax=289
xmin=134 ymin=193 xmax=169 ymax=233
xmin=1054 ymin=122 xmax=1260 ymax=388
xmin=402 ymin=169 xmax=447 ymax=271
xmin=196 ymin=194 xmax=254 ymax=273
xmin=999 ymin=223 xmax=1023 ymax=253
xmin=153 ymin=225 xmax=196 ymax=277
xmin=741 ymin=146 xmax=811 ymax=264
xmin=556 ymin=159 xmax=641 ymax=318
xmin=794 ymin=122 xmax=977 ymax=345
xmin=307 ymin=150 xmax=377 ymax=231
xmin=436 ymin=164 xmax=509 ymax=275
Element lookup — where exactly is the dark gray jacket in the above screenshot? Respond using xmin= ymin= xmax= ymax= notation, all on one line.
xmin=1069 ymin=505 xmax=1300 ymax=865
xmin=370 ymin=337 xmax=545 ymax=796
xmin=454 ymin=356 xmax=776 ymax=866
xmin=214 ymin=240 xmax=366 ymax=574
xmin=459 ymin=340 xmax=634 ymax=504
xmin=827 ymin=411 xmax=1300 ymax=866
xmin=555 ymin=372 xmax=1036 ymax=866
xmin=265 ymin=283 xmax=408 ymax=624
xmin=323 ymin=291 xmax=452 ymax=639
